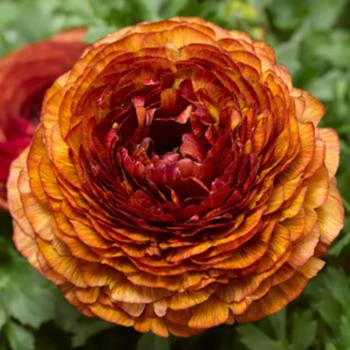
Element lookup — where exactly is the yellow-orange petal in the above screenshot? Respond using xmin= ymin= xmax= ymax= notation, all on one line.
xmin=298 ymin=92 xmax=325 ymax=125
xmin=188 ymin=297 xmax=229 ymax=329
xmin=316 ymin=180 xmax=344 ymax=253
xmin=89 ymin=304 xmax=134 ymax=327
xmin=319 ymin=128 xmax=340 ymax=177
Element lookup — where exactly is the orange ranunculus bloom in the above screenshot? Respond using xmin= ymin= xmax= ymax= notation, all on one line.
xmin=8 ymin=18 xmax=343 ymax=337
xmin=0 ymin=28 xmax=87 ymax=210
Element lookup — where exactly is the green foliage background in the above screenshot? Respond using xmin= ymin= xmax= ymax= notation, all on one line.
xmin=0 ymin=0 xmax=350 ymax=349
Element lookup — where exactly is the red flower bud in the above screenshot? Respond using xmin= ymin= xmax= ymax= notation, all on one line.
xmin=0 ymin=28 xmax=87 ymax=209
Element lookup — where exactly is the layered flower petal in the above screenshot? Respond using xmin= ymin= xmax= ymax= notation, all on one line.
xmin=8 ymin=17 xmax=343 ymax=337
xmin=0 ymin=28 xmax=87 ymax=209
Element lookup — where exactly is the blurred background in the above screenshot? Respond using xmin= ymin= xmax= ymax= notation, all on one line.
xmin=0 ymin=0 xmax=350 ymax=349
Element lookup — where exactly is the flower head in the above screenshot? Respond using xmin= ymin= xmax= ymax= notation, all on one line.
xmin=8 ymin=17 xmax=344 ymax=337
xmin=0 ymin=28 xmax=87 ymax=209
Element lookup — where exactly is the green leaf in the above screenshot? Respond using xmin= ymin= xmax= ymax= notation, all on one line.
xmin=339 ymin=316 xmax=350 ymax=349
xmin=5 ymin=321 xmax=34 ymax=350
xmin=329 ymin=230 xmax=350 ymax=256
xmin=269 ymin=309 xmax=286 ymax=341
xmin=324 ymin=268 xmax=350 ymax=309
xmin=0 ymin=1 xmax=19 ymax=28
xmin=0 ymin=299 xmax=6 ymax=331
xmin=275 ymin=22 xmax=309 ymax=75
xmin=53 ymin=292 xmax=113 ymax=347
xmin=138 ymin=0 xmax=163 ymax=21
xmin=11 ymin=0 xmax=60 ymax=40
xmin=54 ymin=294 xmax=81 ymax=332
xmin=56 ymin=0 xmax=96 ymax=22
xmin=316 ymin=297 xmax=341 ymax=331
xmin=71 ymin=318 xmax=113 ymax=347
xmin=305 ymin=71 xmax=340 ymax=102
xmin=325 ymin=343 xmax=338 ymax=350
xmin=276 ymin=39 xmax=300 ymax=75
xmin=85 ymin=26 xmax=116 ymax=43
xmin=0 ymin=273 xmax=9 ymax=289
xmin=237 ymin=324 xmax=286 ymax=350
xmin=291 ymin=311 xmax=317 ymax=350
xmin=159 ymin=0 xmax=189 ymax=18
xmin=1 ymin=255 xmax=57 ymax=329
xmin=308 ymin=30 xmax=350 ymax=69
xmin=136 ymin=333 xmax=170 ymax=350
xmin=307 ymin=0 xmax=345 ymax=30
xmin=249 ymin=0 xmax=274 ymax=8
xmin=269 ymin=0 xmax=308 ymax=30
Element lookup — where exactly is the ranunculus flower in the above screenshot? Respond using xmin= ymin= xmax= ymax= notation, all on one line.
xmin=8 ymin=17 xmax=344 ymax=337
xmin=0 ymin=28 xmax=87 ymax=210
